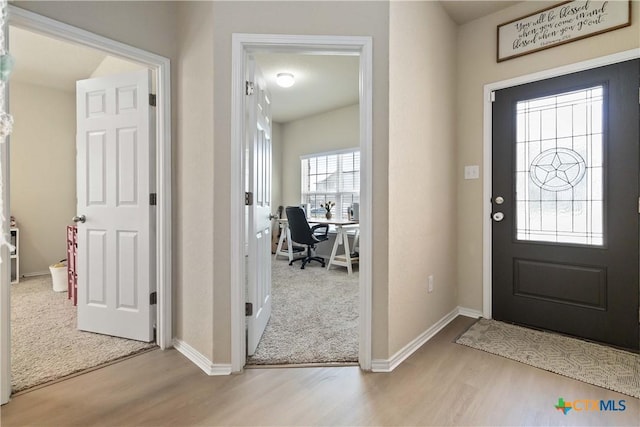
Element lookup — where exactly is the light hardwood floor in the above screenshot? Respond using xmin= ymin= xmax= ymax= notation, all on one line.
xmin=1 ymin=316 xmax=638 ymax=426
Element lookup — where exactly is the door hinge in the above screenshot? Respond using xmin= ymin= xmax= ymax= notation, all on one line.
xmin=490 ymin=91 xmax=496 ymax=102
xmin=150 ymin=193 xmax=157 ymax=206
xmin=150 ymin=292 xmax=157 ymax=305
xmin=245 ymin=302 xmax=253 ymax=316
xmin=246 ymin=81 xmax=255 ymax=96
xmin=245 ymin=191 xmax=253 ymax=206
xmin=149 ymin=94 xmax=157 ymax=107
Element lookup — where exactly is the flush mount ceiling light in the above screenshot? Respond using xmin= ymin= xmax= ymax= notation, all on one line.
xmin=276 ymin=72 xmax=295 ymax=88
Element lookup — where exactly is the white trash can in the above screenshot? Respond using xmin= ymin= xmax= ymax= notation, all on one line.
xmin=49 ymin=262 xmax=67 ymax=292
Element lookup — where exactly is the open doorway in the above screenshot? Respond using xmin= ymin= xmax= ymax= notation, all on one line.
xmin=231 ymin=34 xmax=373 ymax=372
xmin=8 ymin=26 xmax=156 ymax=393
xmin=1 ymin=6 xmax=173 ymax=404
xmin=245 ymin=52 xmax=360 ymax=365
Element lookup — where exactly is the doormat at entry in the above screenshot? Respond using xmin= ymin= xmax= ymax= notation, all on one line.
xmin=455 ymin=318 xmax=640 ymax=399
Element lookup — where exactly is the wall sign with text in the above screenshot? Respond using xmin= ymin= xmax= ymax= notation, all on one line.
xmin=497 ymin=0 xmax=631 ymax=62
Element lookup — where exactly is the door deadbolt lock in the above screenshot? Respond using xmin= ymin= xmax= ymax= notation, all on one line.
xmin=492 ymin=212 xmax=504 ymax=222
xmin=494 ymin=196 xmax=504 ymax=205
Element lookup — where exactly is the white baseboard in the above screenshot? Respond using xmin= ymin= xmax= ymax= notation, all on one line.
xmin=22 ymin=271 xmax=49 ymax=278
xmin=371 ymin=306 xmax=481 ymax=373
xmin=457 ymin=306 xmax=483 ymax=319
xmin=173 ymin=339 xmax=232 ymax=376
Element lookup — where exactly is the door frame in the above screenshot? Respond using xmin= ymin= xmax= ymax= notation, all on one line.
xmin=230 ymin=33 xmax=373 ymax=371
xmin=482 ymin=48 xmax=640 ymax=319
xmin=1 ymin=6 xmax=173 ymax=404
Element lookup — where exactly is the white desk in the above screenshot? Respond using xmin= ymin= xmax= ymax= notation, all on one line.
xmin=275 ymin=218 xmax=359 ymax=274
xmin=274 ymin=219 xmax=296 ymax=262
xmin=327 ymin=224 xmax=359 ymax=274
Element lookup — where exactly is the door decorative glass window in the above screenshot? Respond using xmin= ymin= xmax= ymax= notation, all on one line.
xmin=515 ymin=86 xmax=603 ymax=245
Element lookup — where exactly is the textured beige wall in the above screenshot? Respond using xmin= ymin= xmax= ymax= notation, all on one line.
xmin=175 ymin=1 xmax=215 ymax=360
xmin=212 ymin=0 xmax=390 ymax=362
xmin=9 ymin=82 xmax=75 ymax=275
xmin=388 ymin=1 xmax=458 ymax=355
xmin=456 ymin=1 xmax=640 ymax=311
xmin=272 ymin=122 xmax=283 ymax=212
xmin=281 ymin=104 xmax=359 ymax=208
xmin=13 ymin=1 xmax=179 ymax=59
xmin=90 ymin=56 xmax=145 ymax=79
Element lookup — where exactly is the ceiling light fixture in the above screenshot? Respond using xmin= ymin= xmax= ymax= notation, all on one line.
xmin=276 ymin=72 xmax=295 ymax=88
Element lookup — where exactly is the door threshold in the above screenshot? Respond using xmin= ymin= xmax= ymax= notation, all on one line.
xmin=244 ymin=361 xmax=358 ymax=369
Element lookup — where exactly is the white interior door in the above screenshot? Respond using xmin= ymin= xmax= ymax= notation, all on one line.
xmin=246 ymin=58 xmax=273 ymax=356
xmin=76 ymin=69 xmax=155 ymax=342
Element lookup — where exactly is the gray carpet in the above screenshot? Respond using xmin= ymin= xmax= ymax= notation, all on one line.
xmin=247 ymin=258 xmax=359 ymax=365
xmin=11 ymin=275 xmax=155 ymax=393
xmin=456 ymin=318 xmax=640 ymax=398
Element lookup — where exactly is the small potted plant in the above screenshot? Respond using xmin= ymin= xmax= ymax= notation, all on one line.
xmin=320 ymin=201 xmax=335 ymax=220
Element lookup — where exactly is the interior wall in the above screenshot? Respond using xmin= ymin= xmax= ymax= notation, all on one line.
xmin=213 ymin=0 xmax=390 ymax=362
xmin=13 ymin=1 xmax=179 ymax=60
xmin=90 ymin=56 xmax=145 ymax=79
xmin=456 ymin=0 xmax=640 ymax=312
xmin=175 ymin=1 xmax=215 ymax=360
xmin=280 ymin=103 xmax=359 ymax=209
xmin=9 ymin=81 xmax=75 ymax=275
xmin=388 ymin=1 xmax=458 ymax=355
xmin=271 ymin=121 xmax=283 ymax=212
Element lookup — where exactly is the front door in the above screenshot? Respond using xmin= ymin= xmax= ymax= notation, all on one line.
xmin=75 ymin=70 xmax=155 ymax=342
xmin=492 ymin=59 xmax=639 ymax=350
xmin=246 ymin=58 xmax=273 ymax=356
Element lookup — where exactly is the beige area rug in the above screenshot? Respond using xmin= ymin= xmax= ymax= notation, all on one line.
xmin=456 ymin=318 xmax=640 ymax=398
xmin=11 ymin=275 xmax=155 ymax=393
xmin=246 ymin=258 xmax=358 ymax=365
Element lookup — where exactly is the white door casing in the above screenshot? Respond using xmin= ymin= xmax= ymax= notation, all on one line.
xmin=246 ymin=58 xmax=272 ymax=356
xmin=76 ymin=69 xmax=155 ymax=342
xmin=230 ymin=34 xmax=373 ymax=372
xmin=2 ymin=6 xmax=172 ymax=404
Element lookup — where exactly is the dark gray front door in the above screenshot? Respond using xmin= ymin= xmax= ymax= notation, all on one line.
xmin=492 ymin=59 xmax=639 ymax=350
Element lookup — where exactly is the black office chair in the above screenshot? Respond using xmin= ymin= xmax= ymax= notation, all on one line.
xmin=285 ymin=206 xmax=329 ymax=269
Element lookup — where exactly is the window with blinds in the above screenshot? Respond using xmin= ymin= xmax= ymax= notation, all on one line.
xmin=301 ymin=149 xmax=360 ymax=220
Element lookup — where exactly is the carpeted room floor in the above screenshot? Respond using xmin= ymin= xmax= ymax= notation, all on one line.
xmin=11 ymin=275 xmax=155 ymax=393
xmin=247 ymin=257 xmax=359 ymax=365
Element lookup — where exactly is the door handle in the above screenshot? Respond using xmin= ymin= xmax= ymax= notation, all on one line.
xmin=268 ymin=214 xmax=279 ymax=220
xmin=72 ymin=215 xmax=86 ymax=223
xmin=492 ymin=212 xmax=504 ymax=222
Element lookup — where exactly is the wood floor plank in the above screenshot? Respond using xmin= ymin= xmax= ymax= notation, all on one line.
xmin=1 ymin=316 xmax=638 ymax=426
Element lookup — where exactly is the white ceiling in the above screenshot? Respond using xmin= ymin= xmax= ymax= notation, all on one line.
xmin=9 ymin=27 xmax=108 ymax=92
xmin=253 ymin=53 xmax=359 ymax=123
xmin=8 ymin=1 xmax=519 ymax=121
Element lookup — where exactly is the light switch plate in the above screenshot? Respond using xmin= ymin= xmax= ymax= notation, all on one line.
xmin=464 ymin=165 xmax=480 ymax=180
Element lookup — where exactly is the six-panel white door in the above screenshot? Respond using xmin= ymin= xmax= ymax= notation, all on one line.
xmin=246 ymin=58 xmax=273 ymax=356
xmin=76 ymin=70 xmax=155 ymax=342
